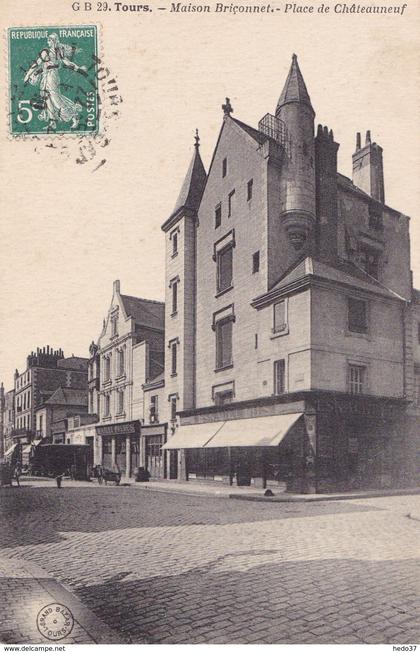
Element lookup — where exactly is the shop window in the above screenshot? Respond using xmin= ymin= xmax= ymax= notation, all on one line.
xmin=116 ymin=437 xmax=126 ymax=455
xmin=348 ymin=364 xmax=366 ymax=395
xmin=150 ymin=395 xmax=159 ymax=423
xmin=102 ymin=438 xmax=112 ymax=454
xmin=217 ymin=245 xmax=233 ymax=293
xmin=348 ymin=298 xmax=367 ymax=334
xmin=252 ymin=251 xmax=260 ymax=274
xmin=247 ymin=179 xmax=253 ymax=201
xmin=273 ymin=300 xmax=287 ymax=334
xmin=274 ymin=359 xmax=285 ymax=395
xmin=215 ymin=203 xmax=222 ymax=229
xmin=215 ymin=318 xmax=233 ymax=370
xmin=222 ymin=157 xmax=227 ymax=178
xmin=228 ymin=189 xmax=235 ymax=217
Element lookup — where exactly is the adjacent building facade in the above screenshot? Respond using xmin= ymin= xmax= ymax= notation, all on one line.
xmin=161 ymin=54 xmax=419 ymax=492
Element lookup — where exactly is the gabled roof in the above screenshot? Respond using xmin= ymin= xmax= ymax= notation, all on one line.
xmin=172 ymin=145 xmax=207 ymax=216
xmin=231 ymin=117 xmax=267 ymax=145
xmin=276 ymin=54 xmax=314 ymax=115
xmin=120 ymin=295 xmax=165 ymax=331
xmin=258 ymin=256 xmax=405 ymax=303
xmin=45 ymin=387 xmax=88 ymax=407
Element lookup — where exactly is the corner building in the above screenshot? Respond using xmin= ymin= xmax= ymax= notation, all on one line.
xmin=162 ymin=55 xmax=420 ymax=492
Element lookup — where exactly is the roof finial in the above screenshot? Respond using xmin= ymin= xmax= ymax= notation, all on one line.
xmin=292 ymin=53 xmax=298 ymax=61
xmin=194 ymin=128 xmax=200 ymax=149
xmin=222 ymin=97 xmax=233 ymax=117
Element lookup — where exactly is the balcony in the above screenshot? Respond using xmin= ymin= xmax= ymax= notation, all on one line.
xmin=258 ymin=113 xmax=288 ymax=150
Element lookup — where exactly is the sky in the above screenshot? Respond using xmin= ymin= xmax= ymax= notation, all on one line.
xmin=0 ymin=0 xmax=419 ymax=387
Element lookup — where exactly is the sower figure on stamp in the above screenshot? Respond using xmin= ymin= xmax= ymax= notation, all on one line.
xmin=23 ymin=33 xmax=87 ymax=131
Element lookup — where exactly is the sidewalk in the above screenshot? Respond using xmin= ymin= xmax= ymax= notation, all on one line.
xmin=0 ymin=556 xmax=123 ymax=644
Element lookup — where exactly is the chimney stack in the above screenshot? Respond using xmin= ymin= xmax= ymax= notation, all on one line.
xmin=352 ymin=130 xmax=385 ymax=204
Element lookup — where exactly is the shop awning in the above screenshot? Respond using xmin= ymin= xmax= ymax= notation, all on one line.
xmin=162 ymin=421 xmax=225 ymax=449
xmin=3 ymin=443 xmax=18 ymax=458
xmin=205 ymin=413 xmax=303 ymax=448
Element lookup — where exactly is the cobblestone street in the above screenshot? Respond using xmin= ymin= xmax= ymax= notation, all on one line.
xmin=1 ymin=483 xmax=419 ymax=644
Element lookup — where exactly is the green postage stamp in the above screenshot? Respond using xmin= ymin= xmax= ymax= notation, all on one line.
xmin=8 ymin=25 xmax=98 ymax=135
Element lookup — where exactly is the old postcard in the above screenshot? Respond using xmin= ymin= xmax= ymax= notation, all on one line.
xmin=0 ymin=0 xmax=419 ymax=647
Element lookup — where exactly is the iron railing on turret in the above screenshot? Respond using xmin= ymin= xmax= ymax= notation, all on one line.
xmin=258 ymin=113 xmax=288 ymax=152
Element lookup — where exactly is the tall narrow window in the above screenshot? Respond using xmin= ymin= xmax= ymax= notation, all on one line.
xmin=222 ymin=157 xmax=227 ymax=178
xmin=170 ymin=396 xmax=177 ymax=421
xmin=348 ymin=298 xmax=367 ymax=333
xmin=104 ymin=394 xmax=110 ymax=417
xmin=348 ymin=364 xmax=366 ymax=395
xmin=273 ymin=300 xmax=287 ymax=333
xmin=171 ymin=342 xmax=177 ymax=376
xmin=217 ymin=245 xmax=233 ymax=293
xmin=104 ymin=356 xmax=111 ymax=381
xmin=172 ymin=281 xmax=178 ymax=315
xmin=117 ymin=349 xmax=125 ymax=376
xmin=111 ymin=314 xmax=118 ymax=336
xmin=360 ymin=247 xmax=379 ymax=279
xmin=252 ymin=251 xmax=260 ymax=274
xmin=247 ymin=179 xmax=253 ymax=201
xmin=274 ymin=359 xmax=285 ymax=395
xmin=215 ymin=204 xmax=222 ymax=229
xmin=150 ymin=395 xmax=159 ymax=422
xmin=117 ymin=389 xmax=124 ymax=414
xmin=172 ymin=231 xmax=178 ymax=256
xmin=228 ymin=189 xmax=235 ymax=217
xmin=216 ymin=318 xmax=233 ymax=369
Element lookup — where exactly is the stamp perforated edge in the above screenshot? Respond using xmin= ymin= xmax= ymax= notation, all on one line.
xmin=4 ymin=22 xmax=105 ymax=141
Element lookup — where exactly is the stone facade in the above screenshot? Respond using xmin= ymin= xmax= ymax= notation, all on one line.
xmin=161 ymin=54 xmax=419 ymax=492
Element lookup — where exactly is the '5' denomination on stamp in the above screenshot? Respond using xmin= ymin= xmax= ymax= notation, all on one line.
xmin=8 ymin=25 xmax=99 ymax=135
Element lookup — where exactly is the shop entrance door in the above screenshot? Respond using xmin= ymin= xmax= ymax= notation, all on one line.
xmin=169 ymin=450 xmax=178 ymax=479
xmin=145 ymin=435 xmax=164 ymax=479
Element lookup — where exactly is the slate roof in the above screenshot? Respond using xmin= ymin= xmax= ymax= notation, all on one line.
xmin=172 ymin=146 xmax=207 ymax=217
xmin=231 ymin=117 xmax=267 ymax=145
xmin=120 ymin=295 xmax=165 ymax=330
xmin=268 ymin=256 xmax=404 ymax=301
xmin=276 ymin=54 xmax=313 ymax=114
xmin=45 ymin=388 xmax=88 ymax=407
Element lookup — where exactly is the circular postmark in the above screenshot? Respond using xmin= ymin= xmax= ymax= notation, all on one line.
xmin=36 ymin=602 xmax=74 ymax=641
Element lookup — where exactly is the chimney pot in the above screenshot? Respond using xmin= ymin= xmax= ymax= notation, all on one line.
xmin=356 ymin=132 xmax=361 ymax=150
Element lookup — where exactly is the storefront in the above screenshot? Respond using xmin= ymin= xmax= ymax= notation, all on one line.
xmin=140 ymin=424 xmax=167 ymax=479
xmin=164 ymin=391 xmax=410 ymax=493
xmin=96 ymin=420 xmax=141 ymax=478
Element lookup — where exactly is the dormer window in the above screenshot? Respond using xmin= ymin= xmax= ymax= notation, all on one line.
xmin=360 ymin=246 xmax=379 ymax=279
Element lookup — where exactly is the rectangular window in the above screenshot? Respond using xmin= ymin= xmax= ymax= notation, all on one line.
xmin=215 ymin=204 xmax=222 ymax=229
xmin=104 ymin=356 xmax=111 ymax=381
xmin=104 ymin=394 xmax=110 ymax=417
xmin=255 ymin=333 xmax=258 ymax=349
xmin=217 ymin=246 xmax=233 ymax=293
xmin=111 ymin=315 xmax=118 ymax=336
xmin=117 ymin=390 xmax=124 ymax=414
xmin=228 ymin=189 xmax=235 ymax=217
xmin=117 ymin=349 xmax=125 ymax=376
xmin=360 ymin=247 xmax=379 ymax=279
xmin=150 ymin=395 xmax=159 ymax=422
xmin=252 ymin=251 xmax=260 ymax=274
xmin=348 ymin=298 xmax=367 ymax=333
xmin=172 ymin=231 xmax=178 ymax=256
xmin=247 ymin=179 xmax=253 ymax=201
xmin=216 ymin=318 xmax=233 ymax=369
xmin=274 ymin=359 xmax=285 ymax=395
xmin=348 ymin=364 xmax=365 ymax=395
xmin=222 ymin=157 xmax=227 ymax=178
xmin=273 ymin=300 xmax=286 ymax=333
xmin=171 ymin=342 xmax=177 ymax=375
xmin=214 ymin=390 xmax=233 ymax=406
xmin=170 ymin=396 xmax=177 ymax=421
xmin=172 ymin=281 xmax=178 ymax=315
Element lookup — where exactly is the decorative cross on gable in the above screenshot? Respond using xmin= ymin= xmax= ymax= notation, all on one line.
xmin=222 ymin=97 xmax=233 ymax=116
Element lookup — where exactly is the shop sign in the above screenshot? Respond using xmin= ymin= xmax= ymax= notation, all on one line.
xmin=96 ymin=421 xmax=140 ymax=436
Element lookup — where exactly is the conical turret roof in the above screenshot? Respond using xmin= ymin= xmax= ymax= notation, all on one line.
xmin=172 ymin=137 xmax=207 ymax=216
xmin=276 ymin=54 xmax=314 ymax=115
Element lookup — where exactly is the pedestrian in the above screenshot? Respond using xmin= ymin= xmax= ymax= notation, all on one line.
xmin=56 ymin=474 xmax=63 ymax=488
xmin=13 ymin=461 xmax=21 ymax=488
